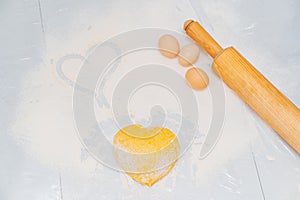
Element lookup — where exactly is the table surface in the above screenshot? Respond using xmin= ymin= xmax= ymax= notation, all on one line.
xmin=0 ymin=0 xmax=299 ymax=199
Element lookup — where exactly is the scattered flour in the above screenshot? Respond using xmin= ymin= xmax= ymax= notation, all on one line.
xmin=9 ymin=0 xmax=263 ymax=198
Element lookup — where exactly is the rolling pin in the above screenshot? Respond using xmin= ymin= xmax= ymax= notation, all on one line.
xmin=184 ymin=20 xmax=300 ymax=154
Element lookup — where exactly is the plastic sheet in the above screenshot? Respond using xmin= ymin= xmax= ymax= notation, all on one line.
xmin=1 ymin=0 xmax=299 ymax=199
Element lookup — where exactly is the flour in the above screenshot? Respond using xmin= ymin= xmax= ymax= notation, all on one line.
xmin=11 ymin=46 xmax=99 ymax=176
xmin=9 ymin=0 xmax=194 ymax=181
xmin=9 ymin=0 xmax=260 ymax=198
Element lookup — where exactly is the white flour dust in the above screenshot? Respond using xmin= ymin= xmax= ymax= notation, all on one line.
xmin=9 ymin=13 xmax=125 ymax=175
xmin=9 ymin=0 xmax=202 ymax=177
xmin=9 ymin=1 xmax=260 ymax=193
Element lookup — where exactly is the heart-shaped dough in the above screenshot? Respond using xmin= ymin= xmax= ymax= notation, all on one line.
xmin=113 ymin=124 xmax=180 ymax=186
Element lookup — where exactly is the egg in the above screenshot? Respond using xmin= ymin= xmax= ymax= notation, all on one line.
xmin=178 ymin=44 xmax=200 ymax=67
xmin=185 ymin=67 xmax=209 ymax=90
xmin=158 ymin=34 xmax=180 ymax=58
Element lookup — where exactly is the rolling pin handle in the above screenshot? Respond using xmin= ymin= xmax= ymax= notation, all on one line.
xmin=184 ymin=20 xmax=223 ymax=58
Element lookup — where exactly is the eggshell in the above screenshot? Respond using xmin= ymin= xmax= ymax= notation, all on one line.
xmin=158 ymin=34 xmax=180 ymax=58
xmin=178 ymin=44 xmax=200 ymax=67
xmin=185 ymin=67 xmax=209 ymax=90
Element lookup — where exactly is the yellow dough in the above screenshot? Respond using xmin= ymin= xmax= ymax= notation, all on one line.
xmin=113 ymin=124 xmax=180 ymax=187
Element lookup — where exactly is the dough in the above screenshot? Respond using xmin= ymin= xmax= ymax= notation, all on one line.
xmin=113 ymin=124 xmax=180 ymax=186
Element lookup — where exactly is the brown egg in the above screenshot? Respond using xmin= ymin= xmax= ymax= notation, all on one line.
xmin=185 ymin=67 xmax=209 ymax=90
xmin=178 ymin=44 xmax=200 ymax=67
xmin=158 ymin=34 xmax=180 ymax=58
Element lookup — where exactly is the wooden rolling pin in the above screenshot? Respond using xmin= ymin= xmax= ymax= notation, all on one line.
xmin=184 ymin=20 xmax=300 ymax=154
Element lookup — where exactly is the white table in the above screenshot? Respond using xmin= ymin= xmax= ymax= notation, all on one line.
xmin=1 ymin=0 xmax=299 ymax=199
